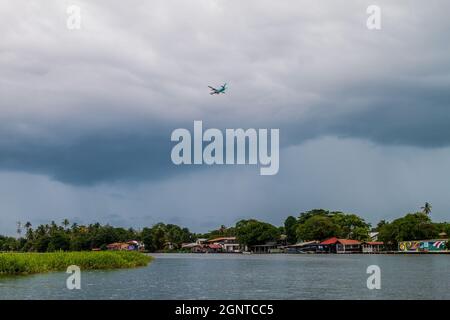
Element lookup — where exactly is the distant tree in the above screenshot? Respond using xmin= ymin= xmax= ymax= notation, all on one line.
xmin=295 ymin=209 xmax=370 ymax=241
xmin=24 ymin=221 xmax=33 ymax=243
xmin=434 ymin=222 xmax=450 ymax=238
xmin=374 ymin=219 xmax=387 ymax=232
xmin=16 ymin=221 xmax=22 ymax=238
xmin=331 ymin=213 xmax=370 ymax=240
xmin=141 ymin=227 xmax=155 ymax=252
xmin=165 ymin=224 xmax=192 ymax=246
xmin=219 ymin=225 xmax=226 ymax=234
xmin=71 ymin=222 xmax=79 ymax=230
xmin=62 ymin=219 xmax=70 ymax=229
xmin=421 ymin=202 xmax=432 ymax=215
xmin=378 ymin=212 xmax=438 ymax=248
xmin=140 ymin=223 xmax=189 ymax=252
xmin=203 ymin=225 xmax=236 ymax=239
xmin=284 ymin=216 xmax=298 ymax=244
xmin=0 ymin=236 xmax=20 ymax=251
xmin=152 ymin=223 xmax=168 ymax=250
xmin=235 ymin=219 xmax=280 ymax=246
xmin=351 ymin=226 xmax=371 ymax=241
xmin=296 ymin=215 xmax=339 ymax=241
xmin=298 ymin=209 xmax=330 ymax=224
xmin=47 ymin=231 xmax=70 ymax=251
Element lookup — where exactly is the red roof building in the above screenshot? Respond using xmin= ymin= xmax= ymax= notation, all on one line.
xmin=320 ymin=237 xmax=339 ymax=245
xmin=207 ymin=237 xmax=240 ymax=253
xmin=320 ymin=237 xmax=362 ymax=253
xmin=320 ymin=237 xmax=361 ymax=245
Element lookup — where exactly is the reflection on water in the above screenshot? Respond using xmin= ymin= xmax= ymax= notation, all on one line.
xmin=0 ymin=253 xmax=449 ymax=299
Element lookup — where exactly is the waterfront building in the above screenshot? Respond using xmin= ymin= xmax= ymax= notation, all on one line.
xmin=207 ymin=237 xmax=240 ymax=253
xmin=320 ymin=237 xmax=362 ymax=253
xmin=206 ymin=243 xmax=222 ymax=253
xmin=249 ymin=242 xmax=280 ymax=253
xmin=181 ymin=242 xmax=204 ymax=253
xmin=106 ymin=240 xmax=142 ymax=251
xmin=362 ymin=241 xmax=384 ymax=253
xmin=369 ymin=232 xmax=379 ymax=242
xmin=398 ymin=239 xmax=448 ymax=253
xmin=284 ymin=241 xmax=322 ymax=253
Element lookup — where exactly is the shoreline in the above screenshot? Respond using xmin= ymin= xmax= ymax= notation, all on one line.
xmin=150 ymin=251 xmax=450 ymax=255
xmin=0 ymin=251 xmax=152 ymax=276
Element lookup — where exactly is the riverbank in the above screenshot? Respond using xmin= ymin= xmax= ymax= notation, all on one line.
xmin=1 ymin=253 xmax=448 ymax=299
xmin=0 ymin=251 xmax=152 ymax=275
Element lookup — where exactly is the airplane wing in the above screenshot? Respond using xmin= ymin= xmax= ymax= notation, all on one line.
xmin=208 ymin=86 xmax=217 ymax=90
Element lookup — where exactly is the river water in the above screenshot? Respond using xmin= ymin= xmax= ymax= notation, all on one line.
xmin=0 ymin=253 xmax=448 ymax=299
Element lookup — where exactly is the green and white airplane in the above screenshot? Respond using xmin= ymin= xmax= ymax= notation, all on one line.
xmin=208 ymin=83 xmax=227 ymax=95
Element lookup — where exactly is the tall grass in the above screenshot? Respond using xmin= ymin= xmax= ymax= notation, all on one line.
xmin=0 ymin=251 xmax=152 ymax=275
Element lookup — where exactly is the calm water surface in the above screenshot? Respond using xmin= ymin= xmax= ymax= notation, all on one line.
xmin=0 ymin=254 xmax=449 ymax=299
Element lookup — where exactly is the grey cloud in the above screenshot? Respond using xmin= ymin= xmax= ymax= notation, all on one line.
xmin=0 ymin=0 xmax=450 ymax=187
xmin=2 ymin=137 xmax=450 ymax=236
xmin=0 ymin=123 xmax=178 ymax=185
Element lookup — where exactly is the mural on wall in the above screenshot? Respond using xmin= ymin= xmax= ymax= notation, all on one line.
xmin=398 ymin=240 xmax=448 ymax=252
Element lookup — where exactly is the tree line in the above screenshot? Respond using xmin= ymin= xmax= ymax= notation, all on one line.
xmin=1 ymin=203 xmax=449 ymax=252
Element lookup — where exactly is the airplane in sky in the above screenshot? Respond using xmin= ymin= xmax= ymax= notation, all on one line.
xmin=208 ymin=83 xmax=227 ymax=95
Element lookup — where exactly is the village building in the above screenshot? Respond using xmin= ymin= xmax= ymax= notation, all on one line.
xmin=320 ymin=237 xmax=362 ymax=253
xmin=369 ymin=232 xmax=379 ymax=242
xmin=362 ymin=241 xmax=384 ymax=253
xmin=207 ymin=237 xmax=240 ymax=253
xmin=181 ymin=237 xmax=240 ymax=253
xmin=284 ymin=241 xmax=321 ymax=253
xmin=206 ymin=243 xmax=222 ymax=253
xmin=398 ymin=238 xmax=448 ymax=253
xmin=181 ymin=242 xmax=205 ymax=253
xmin=164 ymin=241 xmax=176 ymax=250
xmin=249 ymin=242 xmax=280 ymax=253
xmin=196 ymin=238 xmax=208 ymax=245
xmin=106 ymin=240 xmax=143 ymax=251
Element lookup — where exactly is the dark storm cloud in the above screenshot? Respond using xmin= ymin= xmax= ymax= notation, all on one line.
xmin=0 ymin=128 xmax=169 ymax=185
xmin=283 ymin=77 xmax=450 ymax=148
xmin=1 ymin=0 xmax=450 ymax=186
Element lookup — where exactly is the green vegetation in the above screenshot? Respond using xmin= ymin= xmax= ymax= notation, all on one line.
xmin=293 ymin=209 xmax=371 ymax=242
xmin=421 ymin=202 xmax=432 ymax=215
xmin=234 ymin=219 xmax=280 ymax=246
xmin=197 ymin=225 xmax=236 ymax=239
xmin=141 ymin=223 xmax=193 ymax=252
xmin=0 ymin=251 xmax=152 ymax=275
xmin=1 ymin=202 xmax=448 ymax=253
xmin=0 ymin=221 xmax=196 ymax=253
xmin=377 ymin=212 xmax=441 ymax=248
xmin=284 ymin=216 xmax=297 ymax=244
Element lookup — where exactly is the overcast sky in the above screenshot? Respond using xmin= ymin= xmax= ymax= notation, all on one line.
xmin=1 ymin=0 xmax=450 ymax=235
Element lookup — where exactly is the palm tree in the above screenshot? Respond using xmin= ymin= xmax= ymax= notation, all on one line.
xmin=71 ymin=222 xmax=79 ymax=232
xmin=24 ymin=221 xmax=33 ymax=241
xmin=421 ymin=202 xmax=432 ymax=215
xmin=16 ymin=221 xmax=22 ymax=237
xmin=62 ymin=219 xmax=70 ymax=229
xmin=24 ymin=221 xmax=32 ymax=230
xmin=219 ymin=225 xmax=227 ymax=235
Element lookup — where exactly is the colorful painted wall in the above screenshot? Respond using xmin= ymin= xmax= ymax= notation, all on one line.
xmin=398 ymin=240 xmax=448 ymax=252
